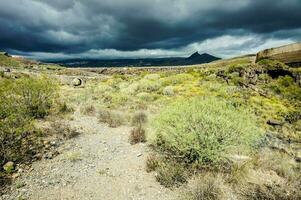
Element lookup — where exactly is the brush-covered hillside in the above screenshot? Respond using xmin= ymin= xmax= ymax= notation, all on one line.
xmin=1 ymin=54 xmax=301 ymax=200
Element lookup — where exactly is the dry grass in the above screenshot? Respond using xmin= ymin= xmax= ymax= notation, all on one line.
xmin=65 ymin=152 xmax=82 ymax=162
xmin=81 ymin=105 xmax=96 ymax=116
xmin=48 ymin=121 xmax=80 ymax=139
xmin=155 ymin=161 xmax=187 ymax=187
xmin=145 ymin=154 xmax=160 ymax=172
xmin=129 ymin=127 xmax=146 ymax=144
xmin=186 ymin=173 xmax=229 ymax=200
xmin=98 ymin=109 xmax=125 ymax=128
xmin=239 ymin=183 xmax=301 ymax=200
xmin=131 ymin=111 xmax=148 ymax=126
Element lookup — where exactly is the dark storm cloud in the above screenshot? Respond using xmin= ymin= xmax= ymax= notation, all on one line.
xmin=0 ymin=0 xmax=300 ymax=58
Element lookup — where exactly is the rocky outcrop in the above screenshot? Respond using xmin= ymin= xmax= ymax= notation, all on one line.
xmin=0 ymin=51 xmax=10 ymax=57
xmin=256 ymin=42 xmax=301 ymax=66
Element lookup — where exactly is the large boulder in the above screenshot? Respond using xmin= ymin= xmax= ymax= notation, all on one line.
xmin=72 ymin=78 xmax=83 ymax=86
xmin=256 ymin=42 xmax=301 ymax=66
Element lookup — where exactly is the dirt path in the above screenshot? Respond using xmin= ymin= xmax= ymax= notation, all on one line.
xmin=2 ymin=112 xmax=178 ymax=200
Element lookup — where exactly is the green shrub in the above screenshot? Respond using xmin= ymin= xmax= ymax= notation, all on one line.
xmin=152 ymin=97 xmax=263 ymax=166
xmin=227 ymin=64 xmax=246 ymax=74
xmin=0 ymin=76 xmax=58 ymax=167
xmin=268 ymin=76 xmax=301 ymax=100
xmin=14 ymin=76 xmax=58 ymax=118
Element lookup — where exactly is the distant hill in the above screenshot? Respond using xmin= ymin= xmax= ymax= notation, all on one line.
xmin=185 ymin=52 xmax=220 ymax=64
xmin=50 ymin=52 xmax=220 ymax=67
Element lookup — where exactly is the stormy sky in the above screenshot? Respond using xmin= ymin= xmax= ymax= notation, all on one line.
xmin=0 ymin=0 xmax=300 ymax=60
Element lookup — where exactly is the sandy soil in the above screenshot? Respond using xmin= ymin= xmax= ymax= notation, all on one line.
xmin=2 ymin=111 xmax=178 ymax=200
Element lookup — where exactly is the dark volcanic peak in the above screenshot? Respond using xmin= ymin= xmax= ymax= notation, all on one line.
xmin=187 ymin=51 xmax=202 ymax=60
xmin=186 ymin=52 xmax=220 ymax=63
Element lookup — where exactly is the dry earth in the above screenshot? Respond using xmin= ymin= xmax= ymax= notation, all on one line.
xmin=1 ymin=110 xmax=178 ymax=200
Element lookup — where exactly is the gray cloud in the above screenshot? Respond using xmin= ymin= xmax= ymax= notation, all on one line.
xmin=0 ymin=0 xmax=300 ymax=59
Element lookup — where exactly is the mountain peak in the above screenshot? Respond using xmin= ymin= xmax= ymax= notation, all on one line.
xmin=188 ymin=51 xmax=201 ymax=59
xmin=186 ymin=52 xmax=220 ymax=63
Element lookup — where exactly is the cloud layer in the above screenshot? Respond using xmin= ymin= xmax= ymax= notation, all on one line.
xmin=0 ymin=0 xmax=300 ymax=59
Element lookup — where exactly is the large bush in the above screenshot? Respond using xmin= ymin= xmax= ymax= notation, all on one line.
xmin=14 ymin=76 xmax=58 ymax=118
xmin=0 ymin=76 xmax=58 ymax=166
xmin=152 ymin=97 xmax=263 ymax=166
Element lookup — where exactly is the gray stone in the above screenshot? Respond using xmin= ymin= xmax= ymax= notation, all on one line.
xmin=72 ymin=78 xmax=82 ymax=86
xmin=267 ymin=119 xmax=284 ymax=126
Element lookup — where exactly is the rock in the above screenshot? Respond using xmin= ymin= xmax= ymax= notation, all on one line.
xmin=256 ymin=42 xmax=301 ymax=65
xmin=267 ymin=119 xmax=284 ymax=126
xmin=72 ymin=78 xmax=82 ymax=86
xmin=4 ymin=68 xmax=11 ymax=72
xmin=43 ymin=140 xmax=50 ymax=145
xmin=228 ymin=155 xmax=251 ymax=163
xmin=50 ymin=141 xmax=57 ymax=146
xmin=34 ymin=153 xmax=43 ymax=160
xmin=295 ymin=152 xmax=301 ymax=162
xmin=44 ymin=152 xmax=54 ymax=159
xmin=3 ymin=161 xmax=14 ymax=172
xmin=11 ymin=173 xmax=20 ymax=179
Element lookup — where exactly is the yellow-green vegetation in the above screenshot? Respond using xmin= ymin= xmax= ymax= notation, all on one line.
xmin=152 ymin=97 xmax=263 ymax=166
xmin=0 ymin=76 xmax=58 ymax=167
xmin=3 ymin=54 xmax=299 ymax=198
xmin=0 ymin=55 xmax=22 ymax=68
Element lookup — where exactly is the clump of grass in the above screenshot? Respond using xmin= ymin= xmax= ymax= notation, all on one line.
xmin=98 ymin=109 xmax=124 ymax=128
xmin=129 ymin=127 xmax=146 ymax=144
xmin=57 ymin=102 xmax=74 ymax=114
xmin=254 ymin=151 xmax=297 ymax=180
xmin=241 ymin=183 xmax=301 ymax=200
xmin=162 ymin=86 xmax=175 ymax=96
xmin=48 ymin=121 xmax=80 ymax=139
xmin=185 ymin=173 xmax=229 ymax=200
xmin=131 ymin=111 xmax=148 ymax=126
xmin=145 ymin=154 xmax=160 ymax=172
xmin=129 ymin=111 xmax=148 ymax=144
xmin=81 ymin=105 xmax=96 ymax=116
xmin=65 ymin=152 xmax=82 ymax=162
xmin=155 ymin=161 xmax=187 ymax=187
xmin=227 ymin=161 xmax=252 ymax=184
xmin=152 ymin=97 xmax=263 ymax=167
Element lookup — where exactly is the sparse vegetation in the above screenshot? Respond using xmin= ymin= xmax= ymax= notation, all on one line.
xmin=1 ymin=54 xmax=301 ymax=199
xmin=129 ymin=126 xmax=146 ymax=144
xmin=185 ymin=173 xmax=230 ymax=200
xmin=155 ymin=161 xmax=187 ymax=187
xmin=145 ymin=154 xmax=160 ymax=172
xmin=47 ymin=121 xmax=80 ymax=139
xmin=131 ymin=111 xmax=148 ymax=126
xmin=81 ymin=105 xmax=96 ymax=116
xmin=98 ymin=109 xmax=125 ymax=127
